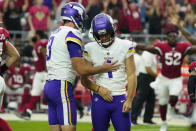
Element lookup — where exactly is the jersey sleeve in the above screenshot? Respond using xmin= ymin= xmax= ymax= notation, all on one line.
xmin=126 ymin=41 xmax=135 ymax=58
xmin=154 ymin=42 xmax=163 ymax=55
xmin=67 ymin=41 xmax=83 ymax=58
xmin=65 ymin=31 xmax=82 ymax=46
xmin=83 ymin=45 xmax=92 ymax=62
xmin=3 ymin=29 xmax=10 ymax=40
xmin=182 ymin=42 xmax=192 ymax=55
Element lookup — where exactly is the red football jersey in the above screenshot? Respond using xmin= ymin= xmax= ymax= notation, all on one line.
xmin=33 ymin=39 xmax=48 ymax=72
xmin=154 ymin=42 xmax=191 ymax=78
xmin=0 ymin=27 xmax=10 ymax=69
xmin=7 ymin=63 xmax=31 ymax=86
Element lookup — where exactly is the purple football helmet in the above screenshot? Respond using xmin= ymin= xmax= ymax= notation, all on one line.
xmin=91 ymin=13 xmax=115 ymax=46
xmin=61 ymin=2 xmax=87 ymax=29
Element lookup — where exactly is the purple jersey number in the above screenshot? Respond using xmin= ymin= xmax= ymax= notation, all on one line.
xmin=107 ymin=60 xmax=113 ymax=78
xmin=46 ymin=36 xmax=55 ymax=61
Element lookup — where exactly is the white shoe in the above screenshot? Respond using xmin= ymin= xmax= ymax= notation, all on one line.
xmin=167 ymin=105 xmax=175 ymax=121
xmin=160 ymin=122 xmax=168 ymax=131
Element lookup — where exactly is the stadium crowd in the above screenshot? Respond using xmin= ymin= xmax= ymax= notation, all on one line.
xmin=0 ymin=0 xmax=196 ymax=131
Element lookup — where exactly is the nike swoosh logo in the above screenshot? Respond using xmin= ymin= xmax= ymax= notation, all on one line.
xmin=121 ymin=100 xmax=125 ymax=103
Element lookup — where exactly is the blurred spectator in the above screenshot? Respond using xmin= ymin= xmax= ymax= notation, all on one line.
xmin=162 ymin=0 xmax=180 ymax=34
xmin=184 ymin=4 xmax=196 ymax=35
xmin=122 ymin=0 xmax=142 ymax=34
xmin=84 ymin=0 xmax=101 ymax=30
xmin=3 ymin=0 xmax=23 ymax=35
xmin=28 ymin=0 xmax=50 ymax=34
xmin=0 ymin=0 xmax=5 ymax=12
xmin=3 ymin=0 xmax=27 ymax=47
xmin=0 ymin=11 xmax=4 ymax=27
xmin=15 ymin=0 xmax=32 ymax=12
xmin=43 ymin=0 xmax=59 ymax=19
xmin=83 ymin=0 xmax=101 ymax=43
xmin=69 ymin=0 xmax=89 ymax=6
xmin=4 ymin=60 xmax=31 ymax=111
xmin=119 ymin=1 xmax=130 ymax=33
xmin=146 ymin=0 xmax=162 ymax=34
xmin=107 ymin=0 xmax=121 ymax=34
xmin=21 ymin=36 xmax=37 ymax=64
xmin=139 ymin=0 xmax=146 ymax=27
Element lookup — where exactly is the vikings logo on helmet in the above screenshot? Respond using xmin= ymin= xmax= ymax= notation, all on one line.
xmin=61 ymin=2 xmax=88 ymax=30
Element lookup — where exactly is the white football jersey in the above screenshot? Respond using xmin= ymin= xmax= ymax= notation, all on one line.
xmin=46 ymin=26 xmax=82 ymax=83
xmin=84 ymin=37 xmax=135 ymax=96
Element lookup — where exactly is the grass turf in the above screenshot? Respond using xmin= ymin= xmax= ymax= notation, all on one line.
xmin=7 ymin=121 xmax=190 ymax=131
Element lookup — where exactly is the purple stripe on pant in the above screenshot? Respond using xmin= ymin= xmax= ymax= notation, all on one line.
xmin=43 ymin=80 xmax=77 ymax=125
xmin=92 ymin=94 xmax=131 ymax=131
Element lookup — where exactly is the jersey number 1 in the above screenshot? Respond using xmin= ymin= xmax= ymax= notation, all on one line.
xmin=46 ymin=36 xmax=55 ymax=61
xmin=107 ymin=60 xmax=113 ymax=78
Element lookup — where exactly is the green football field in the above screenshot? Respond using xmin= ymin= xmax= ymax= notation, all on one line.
xmin=7 ymin=121 xmax=190 ymax=131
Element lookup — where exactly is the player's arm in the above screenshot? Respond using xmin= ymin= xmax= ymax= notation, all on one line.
xmin=136 ymin=44 xmax=159 ymax=54
xmin=28 ymin=14 xmax=34 ymax=33
xmin=170 ymin=16 xmax=196 ymax=45
xmin=40 ymin=47 xmax=47 ymax=72
xmin=122 ymin=55 xmax=137 ymax=113
xmin=185 ymin=46 xmax=196 ymax=55
xmin=80 ymin=60 xmax=113 ymax=102
xmin=68 ymin=41 xmax=119 ymax=76
xmin=146 ymin=66 xmax=157 ymax=77
xmin=3 ymin=71 xmax=10 ymax=86
xmin=177 ymin=26 xmax=196 ymax=45
xmin=1 ymin=41 xmax=20 ymax=74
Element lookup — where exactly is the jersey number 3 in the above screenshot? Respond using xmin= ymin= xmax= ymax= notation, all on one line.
xmin=165 ymin=52 xmax=181 ymax=66
xmin=46 ymin=36 xmax=55 ymax=61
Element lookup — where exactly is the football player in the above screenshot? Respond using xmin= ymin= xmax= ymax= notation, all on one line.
xmin=0 ymin=23 xmax=20 ymax=131
xmin=4 ymin=60 xmax=31 ymax=111
xmin=17 ymin=30 xmax=48 ymax=120
xmin=81 ymin=13 xmax=137 ymax=131
xmin=188 ymin=61 xmax=196 ymax=131
xmin=43 ymin=2 xmax=120 ymax=131
xmin=136 ymin=26 xmax=196 ymax=131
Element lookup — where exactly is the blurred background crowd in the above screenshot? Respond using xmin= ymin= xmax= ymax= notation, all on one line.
xmin=0 ymin=0 xmax=196 ymax=120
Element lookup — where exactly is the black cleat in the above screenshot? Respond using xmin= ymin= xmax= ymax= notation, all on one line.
xmin=143 ymin=120 xmax=156 ymax=125
xmin=131 ymin=120 xmax=138 ymax=125
xmin=20 ymin=109 xmax=32 ymax=120
xmin=79 ymin=110 xmax=84 ymax=119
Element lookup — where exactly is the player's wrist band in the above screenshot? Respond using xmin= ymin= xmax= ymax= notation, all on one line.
xmin=96 ymin=86 xmax=101 ymax=93
xmin=1 ymin=64 xmax=8 ymax=74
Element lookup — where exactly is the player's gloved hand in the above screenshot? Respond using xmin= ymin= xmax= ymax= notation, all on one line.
xmin=189 ymin=94 xmax=196 ymax=103
xmin=98 ymin=86 xmax=113 ymax=102
xmin=102 ymin=57 xmax=120 ymax=72
xmin=122 ymin=100 xmax=132 ymax=113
